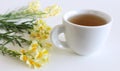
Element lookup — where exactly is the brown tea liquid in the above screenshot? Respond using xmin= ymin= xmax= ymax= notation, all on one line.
xmin=69 ymin=14 xmax=107 ymax=26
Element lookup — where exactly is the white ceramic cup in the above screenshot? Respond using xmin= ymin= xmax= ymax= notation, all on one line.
xmin=51 ymin=10 xmax=112 ymax=55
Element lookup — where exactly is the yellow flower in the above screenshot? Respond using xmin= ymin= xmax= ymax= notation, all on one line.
xmin=43 ymin=35 xmax=48 ymax=39
xmin=36 ymin=33 xmax=41 ymax=38
xmin=26 ymin=59 xmax=41 ymax=68
xmin=36 ymin=52 xmax=43 ymax=59
xmin=30 ymin=46 xmax=37 ymax=52
xmin=29 ymin=40 xmax=39 ymax=52
xmin=20 ymin=40 xmax=50 ymax=69
xmin=20 ymin=54 xmax=42 ymax=69
xmin=44 ymin=4 xmax=61 ymax=16
xmin=20 ymin=55 xmax=28 ymax=62
xmin=42 ymin=49 xmax=48 ymax=55
xmin=39 ymin=26 xmax=44 ymax=30
xmin=30 ymin=19 xmax=52 ymax=40
xmin=35 ymin=48 xmax=48 ymax=59
xmin=20 ymin=49 xmax=26 ymax=54
xmin=32 ymin=44 xmax=38 ymax=48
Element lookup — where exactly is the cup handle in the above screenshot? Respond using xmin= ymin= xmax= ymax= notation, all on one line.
xmin=50 ymin=24 xmax=68 ymax=49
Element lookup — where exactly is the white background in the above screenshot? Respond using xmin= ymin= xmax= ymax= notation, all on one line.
xmin=0 ymin=0 xmax=120 ymax=71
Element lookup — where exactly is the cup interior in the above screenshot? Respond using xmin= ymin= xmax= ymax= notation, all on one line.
xmin=63 ymin=10 xmax=112 ymax=27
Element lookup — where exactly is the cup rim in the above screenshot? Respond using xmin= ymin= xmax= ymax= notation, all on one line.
xmin=63 ymin=9 xmax=112 ymax=28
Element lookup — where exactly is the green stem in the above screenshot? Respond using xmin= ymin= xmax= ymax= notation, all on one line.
xmin=0 ymin=46 xmax=21 ymax=58
xmin=0 ymin=33 xmax=31 ymax=47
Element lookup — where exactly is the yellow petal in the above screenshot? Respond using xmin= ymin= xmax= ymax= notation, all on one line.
xmin=46 ymin=27 xmax=51 ymax=31
xmin=39 ymin=26 xmax=44 ymax=30
xmin=36 ymin=33 xmax=41 ymax=38
xmin=30 ymin=47 xmax=37 ymax=52
xmin=34 ymin=62 xmax=41 ymax=68
xmin=27 ymin=59 xmax=35 ymax=67
xmin=42 ymin=49 xmax=48 ymax=55
xmin=29 ymin=42 xmax=39 ymax=52
xmin=20 ymin=55 xmax=28 ymax=62
xmin=32 ymin=43 xmax=39 ymax=48
xmin=43 ymin=35 xmax=48 ymax=39
xmin=20 ymin=49 xmax=26 ymax=54
xmin=36 ymin=52 xmax=43 ymax=59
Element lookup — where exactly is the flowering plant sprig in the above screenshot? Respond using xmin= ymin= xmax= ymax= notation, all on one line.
xmin=0 ymin=0 xmax=61 ymax=69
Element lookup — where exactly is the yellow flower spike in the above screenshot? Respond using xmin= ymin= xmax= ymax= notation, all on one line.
xmin=20 ymin=55 xmax=28 ymax=62
xmin=18 ymin=1 xmax=57 ymax=69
